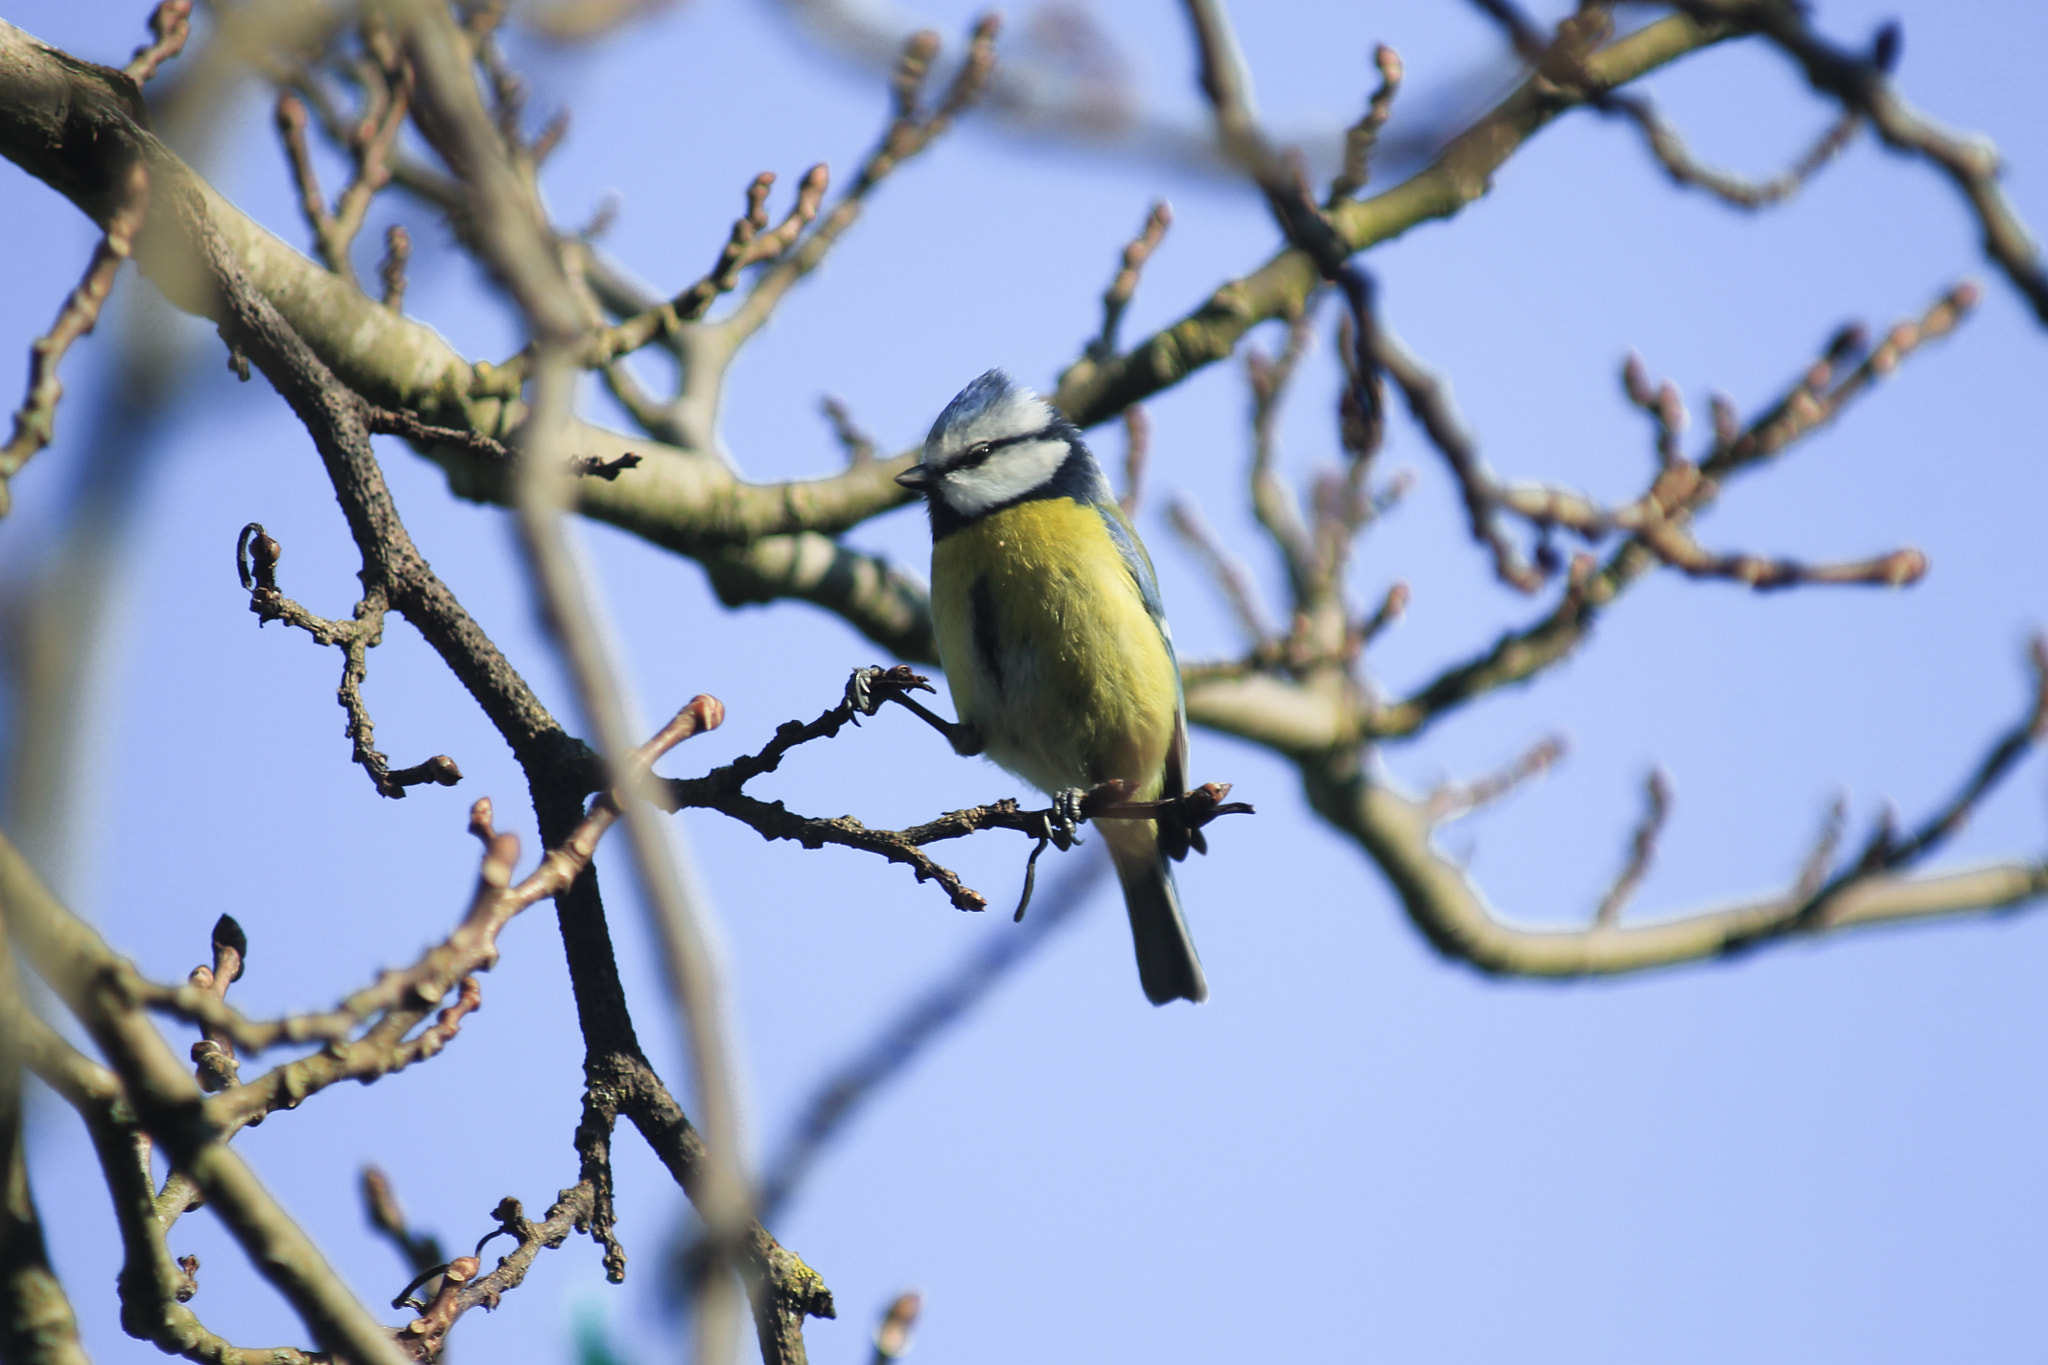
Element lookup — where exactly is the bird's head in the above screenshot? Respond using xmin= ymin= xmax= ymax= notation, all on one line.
xmin=896 ymin=370 xmax=1093 ymax=522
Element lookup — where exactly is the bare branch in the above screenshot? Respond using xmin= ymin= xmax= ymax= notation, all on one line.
xmin=1328 ymin=44 xmax=1405 ymax=204
xmin=1827 ymin=635 xmax=2048 ymax=888
xmin=398 ymin=11 xmax=759 ymax=1358
xmin=1371 ymin=285 xmax=1975 ymax=739
xmin=1657 ymin=0 xmax=2048 ymax=324
xmin=659 ymin=670 xmax=1251 ymax=914
xmin=568 ymin=164 xmax=831 ymax=373
xmin=273 ymin=91 xmax=339 ymax=267
xmin=363 ymin=1167 xmax=448 ymax=1280
xmin=1093 ymin=200 xmax=1172 ymax=361
xmin=0 ymin=160 xmax=148 ymax=516
xmin=1247 ymin=308 xmax=1322 ymax=604
xmin=1302 ymin=639 xmax=2048 ymax=976
xmin=1168 ymin=496 xmax=1275 ymax=648
xmin=1053 ymin=14 xmax=1734 ymax=428
xmin=820 ymin=395 xmax=877 ymax=466
xmin=379 ymin=224 xmax=411 ymax=311
xmin=237 ymin=522 xmax=466 ymax=799
xmin=714 ymin=15 xmax=1002 ymax=351
xmin=1619 ymin=94 xmax=1858 ymax=208
xmin=1594 ymin=769 xmax=1673 ymax=926
xmin=0 ymin=904 xmax=90 ymax=1365
xmin=122 ymin=0 xmax=193 ymax=85
xmin=0 ymin=834 xmax=414 ymax=1365
xmin=1376 ymin=328 xmax=1545 ymax=592
xmin=1426 ymin=736 xmax=1567 ymax=823
xmin=1118 ymin=404 xmax=1150 ymax=515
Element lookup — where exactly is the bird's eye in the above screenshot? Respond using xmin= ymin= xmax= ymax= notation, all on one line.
xmin=960 ymin=442 xmax=994 ymax=467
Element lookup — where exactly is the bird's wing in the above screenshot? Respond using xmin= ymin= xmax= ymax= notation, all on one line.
xmin=1096 ymin=501 xmax=1199 ymax=859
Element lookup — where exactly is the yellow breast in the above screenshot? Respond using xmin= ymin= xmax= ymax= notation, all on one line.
xmin=930 ymin=498 xmax=1179 ymax=797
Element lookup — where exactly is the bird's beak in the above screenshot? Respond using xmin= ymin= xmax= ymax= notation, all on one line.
xmin=895 ymin=464 xmax=933 ymax=492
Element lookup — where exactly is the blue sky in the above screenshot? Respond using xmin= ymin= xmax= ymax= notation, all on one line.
xmin=3 ymin=2 xmax=2046 ymax=1362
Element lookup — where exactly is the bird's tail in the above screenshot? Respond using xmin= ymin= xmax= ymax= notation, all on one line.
xmin=1103 ymin=820 xmax=1207 ymax=1005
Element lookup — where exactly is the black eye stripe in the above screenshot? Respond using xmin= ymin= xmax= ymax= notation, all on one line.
xmin=940 ymin=425 xmax=1063 ymax=474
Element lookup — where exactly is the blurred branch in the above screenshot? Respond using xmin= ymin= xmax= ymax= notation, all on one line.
xmin=187 ymin=145 xmax=827 ymax=1359
xmin=1054 ymin=13 xmax=1734 ymax=426
xmin=1375 ymin=327 xmax=1544 ymax=592
xmin=18 ymin=1011 xmax=328 ymax=1364
xmin=122 ymin=0 xmax=193 ymax=85
xmin=0 ymin=904 xmax=89 ymax=1365
xmin=1300 ymin=638 xmax=2048 ymax=975
xmin=820 ymin=395 xmax=877 ymax=466
xmin=1653 ymin=0 xmax=2048 ymax=324
xmin=0 ymin=11 xmax=1716 ymax=664
xmin=363 ymin=1167 xmax=449 ymax=1281
xmin=869 ymin=1292 xmax=922 ymax=1365
xmin=1425 ymin=736 xmax=1567 ymax=824
xmin=1594 ymin=769 xmax=1673 ymax=927
xmin=395 ymin=8 xmax=758 ymax=1360
xmin=1093 ymin=201 xmax=1173 ymax=362
xmin=1619 ymin=96 xmax=1858 ymax=208
xmin=1328 ymin=45 xmax=1405 ymax=204
xmin=1364 ymin=284 xmax=1970 ymax=743
xmin=0 ymin=835 xmax=413 ymax=1365
xmin=1117 ymin=405 xmax=1150 ymax=515
xmin=0 ymin=160 xmax=148 ymax=517
xmin=758 ymin=851 xmax=1106 ymax=1223
xmin=380 ymin=224 xmax=411 ymax=311
xmin=1471 ymin=0 xmax=1860 ymax=212
xmin=1167 ymin=496 xmax=1275 ymax=649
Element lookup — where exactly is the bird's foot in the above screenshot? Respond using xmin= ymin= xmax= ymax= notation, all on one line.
xmin=844 ymin=664 xmax=933 ymax=722
xmin=1041 ymin=787 xmax=1090 ymax=851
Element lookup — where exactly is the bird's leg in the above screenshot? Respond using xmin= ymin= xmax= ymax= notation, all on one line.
xmin=845 ymin=665 xmax=984 ymax=755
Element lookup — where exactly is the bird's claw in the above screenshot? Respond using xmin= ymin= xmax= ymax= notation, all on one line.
xmin=845 ymin=666 xmax=887 ymax=720
xmin=844 ymin=664 xmax=933 ymax=722
xmin=1041 ymin=787 xmax=1089 ymax=851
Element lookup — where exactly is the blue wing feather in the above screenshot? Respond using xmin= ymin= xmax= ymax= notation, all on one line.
xmin=1095 ymin=503 xmax=1167 ymax=628
xmin=1094 ymin=501 xmax=1196 ymax=855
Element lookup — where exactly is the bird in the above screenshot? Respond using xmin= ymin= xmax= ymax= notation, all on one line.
xmin=894 ymin=369 xmax=1207 ymax=1005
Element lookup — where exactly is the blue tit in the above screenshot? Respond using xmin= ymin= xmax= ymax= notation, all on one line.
xmin=895 ymin=370 xmax=1207 ymax=1005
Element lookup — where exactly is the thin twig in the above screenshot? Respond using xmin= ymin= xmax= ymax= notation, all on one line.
xmin=820 ymin=395 xmax=876 ymax=466
xmin=1093 ymin=201 xmax=1172 ymax=361
xmin=1328 ymin=44 xmax=1405 ymax=204
xmin=1167 ymin=496 xmax=1275 ymax=647
xmin=1594 ymin=769 xmax=1673 ymax=926
xmin=0 ymin=161 xmax=149 ymax=515
xmin=1619 ymin=95 xmax=1859 ymax=208
xmin=237 ymin=522 xmax=466 ymax=798
xmin=1654 ymin=0 xmax=2048 ymax=324
xmin=1118 ymin=405 xmax=1150 ymax=515
xmin=122 ymin=0 xmax=194 ymax=85
xmin=660 ymin=669 xmax=1252 ymax=913
xmin=1427 ymin=736 xmax=1567 ymax=823
xmin=379 ymin=224 xmax=411 ymax=311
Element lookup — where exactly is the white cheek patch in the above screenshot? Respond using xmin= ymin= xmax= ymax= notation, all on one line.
xmin=940 ymin=438 xmax=1069 ymax=517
